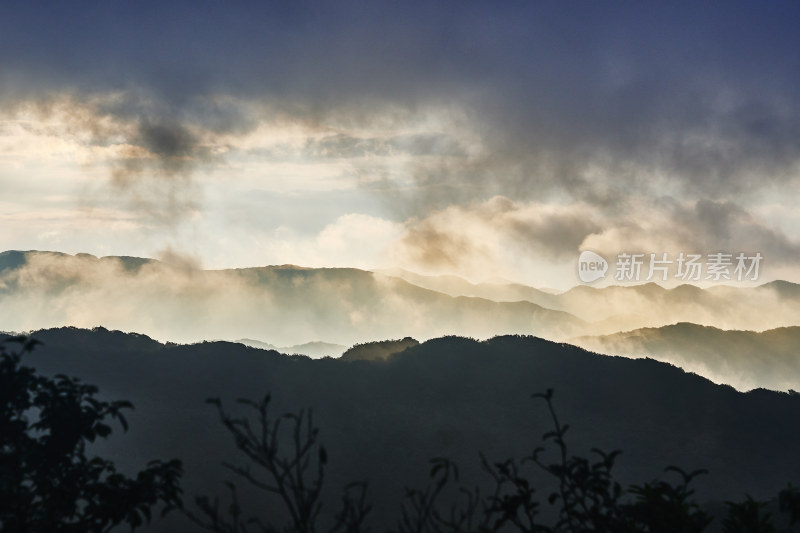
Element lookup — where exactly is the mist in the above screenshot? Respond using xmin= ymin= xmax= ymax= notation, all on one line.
xmin=2 ymin=251 xmax=799 ymax=356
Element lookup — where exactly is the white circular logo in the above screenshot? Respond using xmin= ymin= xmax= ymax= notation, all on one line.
xmin=577 ymin=250 xmax=608 ymax=283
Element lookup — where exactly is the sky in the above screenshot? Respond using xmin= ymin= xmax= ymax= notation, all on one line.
xmin=2 ymin=1 xmax=800 ymax=290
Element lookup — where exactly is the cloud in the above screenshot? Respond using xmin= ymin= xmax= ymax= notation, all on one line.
xmin=106 ymin=118 xmax=217 ymax=226
xmin=400 ymin=223 xmax=482 ymax=270
xmin=2 ymin=2 xmax=798 ymax=213
xmin=154 ymin=246 xmax=202 ymax=270
xmin=131 ymin=120 xmax=204 ymax=170
xmin=582 ymin=198 xmax=800 ymax=269
xmin=2 ymin=2 xmax=800 ymax=283
xmin=303 ymin=132 xmax=465 ymax=160
xmin=4 ymin=95 xmax=231 ymax=226
xmin=393 ymin=197 xmax=601 ymax=280
xmin=263 ymin=213 xmax=404 ymax=271
xmin=392 ymin=195 xmax=800 ymax=284
xmin=679 ymin=200 xmax=800 ymax=265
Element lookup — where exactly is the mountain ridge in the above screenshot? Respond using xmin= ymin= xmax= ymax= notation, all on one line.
xmin=572 ymin=322 xmax=800 ymax=392
xmin=3 ymin=326 xmax=798 ymax=532
xmin=2 ymin=250 xmax=799 ymax=350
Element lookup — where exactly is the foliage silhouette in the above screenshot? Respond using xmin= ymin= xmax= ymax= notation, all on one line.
xmin=187 ymin=394 xmax=371 ymax=533
xmin=623 ymin=467 xmax=711 ymax=533
xmin=722 ymin=496 xmax=775 ymax=533
xmin=0 ymin=336 xmax=183 ymax=532
xmin=391 ymin=389 xmax=718 ymax=533
xmin=195 ymin=388 xmax=799 ymax=533
xmin=779 ymin=484 xmax=800 ymax=530
xmin=396 ymin=457 xmax=497 ymax=533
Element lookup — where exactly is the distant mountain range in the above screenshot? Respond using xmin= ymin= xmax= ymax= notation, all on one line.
xmin=4 ymin=326 xmax=799 ymax=532
xmin=2 ymin=250 xmax=800 ymax=394
xmin=3 ymin=250 xmax=799 ymax=346
xmin=384 ymin=267 xmax=800 ymax=332
xmin=572 ymin=323 xmax=800 ymax=392
xmin=0 ymin=250 xmax=587 ymax=345
xmin=236 ymin=338 xmax=347 ymax=357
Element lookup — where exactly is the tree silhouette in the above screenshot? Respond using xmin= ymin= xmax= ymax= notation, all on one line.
xmin=393 ymin=389 xmax=792 ymax=533
xmin=722 ymin=496 xmax=776 ymax=533
xmin=0 ymin=336 xmax=182 ymax=532
xmin=192 ymin=387 xmax=800 ymax=532
xmin=188 ymin=393 xmax=371 ymax=533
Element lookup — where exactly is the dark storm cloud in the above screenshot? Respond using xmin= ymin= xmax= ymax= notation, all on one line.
xmin=137 ymin=120 xmax=196 ymax=161
xmin=677 ymin=200 xmax=800 ymax=265
xmin=125 ymin=119 xmax=209 ymax=175
xmin=2 ymin=1 xmax=800 ymax=208
xmin=102 ymin=118 xmax=214 ymax=225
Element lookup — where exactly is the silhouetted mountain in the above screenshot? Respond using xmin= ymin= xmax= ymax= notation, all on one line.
xmin=5 ymin=327 xmax=799 ymax=532
xmin=339 ymin=337 xmax=419 ymax=361
xmin=236 ymin=338 xmax=280 ymax=351
xmin=572 ymin=323 xmax=800 ymax=392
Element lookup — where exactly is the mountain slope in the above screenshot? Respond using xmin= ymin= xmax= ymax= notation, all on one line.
xmin=4 ymin=327 xmax=799 ymax=532
xmin=3 ymin=250 xmax=799 ymax=351
xmin=572 ymin=323 xmax=800 ymax=392
xmin=382 ymin=265 xmax=800 ymax=333
xmin=0 ymin=250 xmax=586 ymax=345
xmin=235 ymin=338 xmax=347 ymax=357
xmin=339 ymin=336 xmax=419 ymax=361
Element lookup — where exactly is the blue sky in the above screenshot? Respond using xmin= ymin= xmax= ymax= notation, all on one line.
xmin=2 ymin=1 xmax=799 ymax=288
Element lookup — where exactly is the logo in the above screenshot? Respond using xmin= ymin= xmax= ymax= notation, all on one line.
xmin=578 ymin=250 xmax=608 ymax=283
xmin=575 ymin=250 xmax=762 ymax=283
